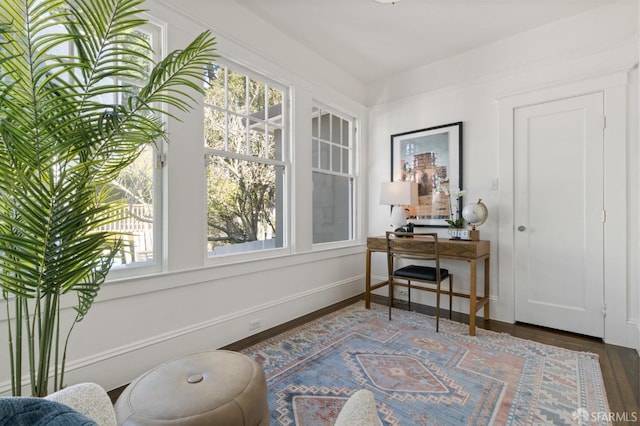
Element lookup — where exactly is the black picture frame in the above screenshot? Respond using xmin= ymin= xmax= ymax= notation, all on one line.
xmin=390 ymin=122 xmax=463 ymax=228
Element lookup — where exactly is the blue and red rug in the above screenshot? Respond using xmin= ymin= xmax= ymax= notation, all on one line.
xmin=242 ymin=302 xmax=610 ymax=425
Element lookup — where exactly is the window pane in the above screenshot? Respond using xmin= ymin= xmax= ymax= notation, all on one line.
xmin=341 ymin=119 xmax=349 ymax=146
xmin=207 ymin=157 xmax=283 ymax=255
xmin=331 ymin=145 xmax=341 ymax=173
xmin=249 ymin=119 xmax=265 ymax=157
xmin=119 ymin=29 xmax=152 ymax=81
xmin=204 ymin=62 xmax=288 ymax=258
xmin=118 ymin=84 xmax=141 ymax=109
xmin=228 ymin=70 xmax=247 ymax=114
xmin=320 ymin=113 xmax=330 ymax=141
xmin=341 ymin=147 xmax=350 ymax=174
xmin=228 ymin=112 xmax=248 ymax=155
xmin=320 ymin=142 xmax=330 ymax=170
xmin=98 ymin=76 xmax=118 ymax=104
xmin=248 ymin=79 xmax=266 ymax=118
xmin=204 ymin=107 xmax=226 ymax=150
xmin=267 ymin=126 xmax=283 ymax=161
xmin=331 ymin=115 xmax=341 ymax=144
xmin=312 ymin=139 xmax=319 ymax=168
xmin=312 ymin=173 xmax=352 ymax=244
xmin=109 ymin=145 xmax=155 ymax=265
xmin=311 ymin=105 xmax=355 ymax=245
xmin=103 ymin=22 xmax=161 ymax=272
xmin=204 ymin=64 xmax=225 ymax=107
xmin=312 ymin=108 xmax=319 ymax=137
xmin=268 ymin=87 xmax=283 ymax=125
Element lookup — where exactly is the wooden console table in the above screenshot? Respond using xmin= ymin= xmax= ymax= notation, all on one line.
xmin=366 ymin=236 xmax=490 ymax=336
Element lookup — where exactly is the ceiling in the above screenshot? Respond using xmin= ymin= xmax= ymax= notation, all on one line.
xmin=234 ymin=0 xmax=618 ymax=84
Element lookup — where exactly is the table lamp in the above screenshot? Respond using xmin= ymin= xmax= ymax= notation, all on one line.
xmin=379 ymin=181 xmax=418 ymax=230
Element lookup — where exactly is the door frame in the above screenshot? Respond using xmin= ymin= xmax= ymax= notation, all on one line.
xmin=496 ymin=71 xmax=630 ymax=346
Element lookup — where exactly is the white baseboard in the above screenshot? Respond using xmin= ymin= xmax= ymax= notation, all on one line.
xmin=0 ymin=277 xmax=363 ymax=396
xmin=626 ymin=319 xmax=640 ymax=355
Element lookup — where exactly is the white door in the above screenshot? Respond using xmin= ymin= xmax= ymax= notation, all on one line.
xmin=514 ymin=92 xmax=604 ymax=337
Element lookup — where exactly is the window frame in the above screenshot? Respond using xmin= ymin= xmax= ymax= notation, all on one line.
xmin=311 ymin=103 xmax=358 ymax=247
xmin=106 ymin=19 xmax=165 ymax=279
xmin=203 ymin=58 xmax=291 ymax=262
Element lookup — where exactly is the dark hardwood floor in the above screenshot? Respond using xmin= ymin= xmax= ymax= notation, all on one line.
xmin=109 ymin=294 xmax=640 ymax=424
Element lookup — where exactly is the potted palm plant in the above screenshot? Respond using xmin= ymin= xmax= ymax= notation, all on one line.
xmin=0 ymin=0 xmax=217 ymax=396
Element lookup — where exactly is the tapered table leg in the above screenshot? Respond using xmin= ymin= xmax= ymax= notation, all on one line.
xmin=365 ymin=248 xmax=372 ymax=309
xmin=469 ymin=259 xmax=477 ymax=336
xmin=484 ymin=256 xmax=490 ymax=320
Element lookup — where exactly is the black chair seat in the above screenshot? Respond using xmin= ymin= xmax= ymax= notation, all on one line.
xmin=394 ymin=265 xmax=449 ymax=281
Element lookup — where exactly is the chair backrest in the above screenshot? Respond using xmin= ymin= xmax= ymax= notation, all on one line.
xmin=385 ymin=231 xmax=441 ymax=271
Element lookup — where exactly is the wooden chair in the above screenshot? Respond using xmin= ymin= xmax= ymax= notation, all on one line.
xmin=385 ymin=231 xmax=453 ymax=332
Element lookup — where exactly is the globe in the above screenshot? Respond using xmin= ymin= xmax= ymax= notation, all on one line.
xmin=462 ymin=200 xmax=488 ymax=230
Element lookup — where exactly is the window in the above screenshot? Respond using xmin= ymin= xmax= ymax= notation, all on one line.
xmin=43 ymin=22 xmax=164 ymax=274
xmin=204 ymin=62 xmax=288 ymax=256
xmin=311 ymin=106 xmax=355 ymax=244
xmin=106 ymin=23 xmax=163 ymax=273
xmin=1 ymin=18 xmax=163 ymax=275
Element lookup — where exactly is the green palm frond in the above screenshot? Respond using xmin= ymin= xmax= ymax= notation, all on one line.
xmin=139 ymin=30 xmax=218 ymax=117
xmin=65 ymin=0 xmax=151 ymax=88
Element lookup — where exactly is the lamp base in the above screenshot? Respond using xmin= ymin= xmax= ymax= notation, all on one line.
xmin=390 ymin=206 xmax=407 ymax=231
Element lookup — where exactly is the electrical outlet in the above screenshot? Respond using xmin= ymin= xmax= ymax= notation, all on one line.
xmin=249 ymin=319 xmax=261 ymax=331
xmin=398 ymin=289 xmax=408 ymax=296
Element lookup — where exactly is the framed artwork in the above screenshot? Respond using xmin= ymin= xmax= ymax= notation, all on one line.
xmin=390 ymin=122 xmax=463 ymax=227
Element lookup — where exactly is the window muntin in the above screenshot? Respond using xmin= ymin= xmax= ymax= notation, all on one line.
xmin=312 ymin=106 xmax=355 ymax=244
xmin=204 ymin=62 xmax=288 ymax=257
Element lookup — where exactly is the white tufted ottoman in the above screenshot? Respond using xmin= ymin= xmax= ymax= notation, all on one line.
xmin=115 ymin=350 xmax=270 ymax=425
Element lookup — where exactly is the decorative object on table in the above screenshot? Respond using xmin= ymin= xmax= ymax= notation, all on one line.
xmin=379 ymin=181 xmax=418 ymax=230
xmin=462 ymin=199 xmax=489 ymax=241
xmin=445 ymin=188 xmax=467 ymax=239
xmin=448 ymin=228 xmax=469 ymax=240
xmin=0 ymin=0 xmax=217 ymax=396
xmin=390 ymin=122 xmax=462 ymax=227
xmin=242 ymin=302 xmax=610 ymax=426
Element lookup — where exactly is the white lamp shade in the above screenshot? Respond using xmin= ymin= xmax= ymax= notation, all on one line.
xmin=379 ymin=181 xmax=418 ymax=206
xmin=379 ymin=181 xmax=418 ymax=230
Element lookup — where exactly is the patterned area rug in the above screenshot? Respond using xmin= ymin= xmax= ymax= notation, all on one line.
xmin=242 ymin=302 xmax=610 ymax=425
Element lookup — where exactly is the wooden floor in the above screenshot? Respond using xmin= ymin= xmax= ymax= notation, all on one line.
xmin=110 ymin=294 xmax=640 ymax=424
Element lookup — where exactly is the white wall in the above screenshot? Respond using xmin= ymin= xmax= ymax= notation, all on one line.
xmin=0 ymin=1 xmax=370 ymax=395
xmin=368 ymin=0 xmax=638 ymax=106
xmin=367 ymin=0 xmax=639 ymax=349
